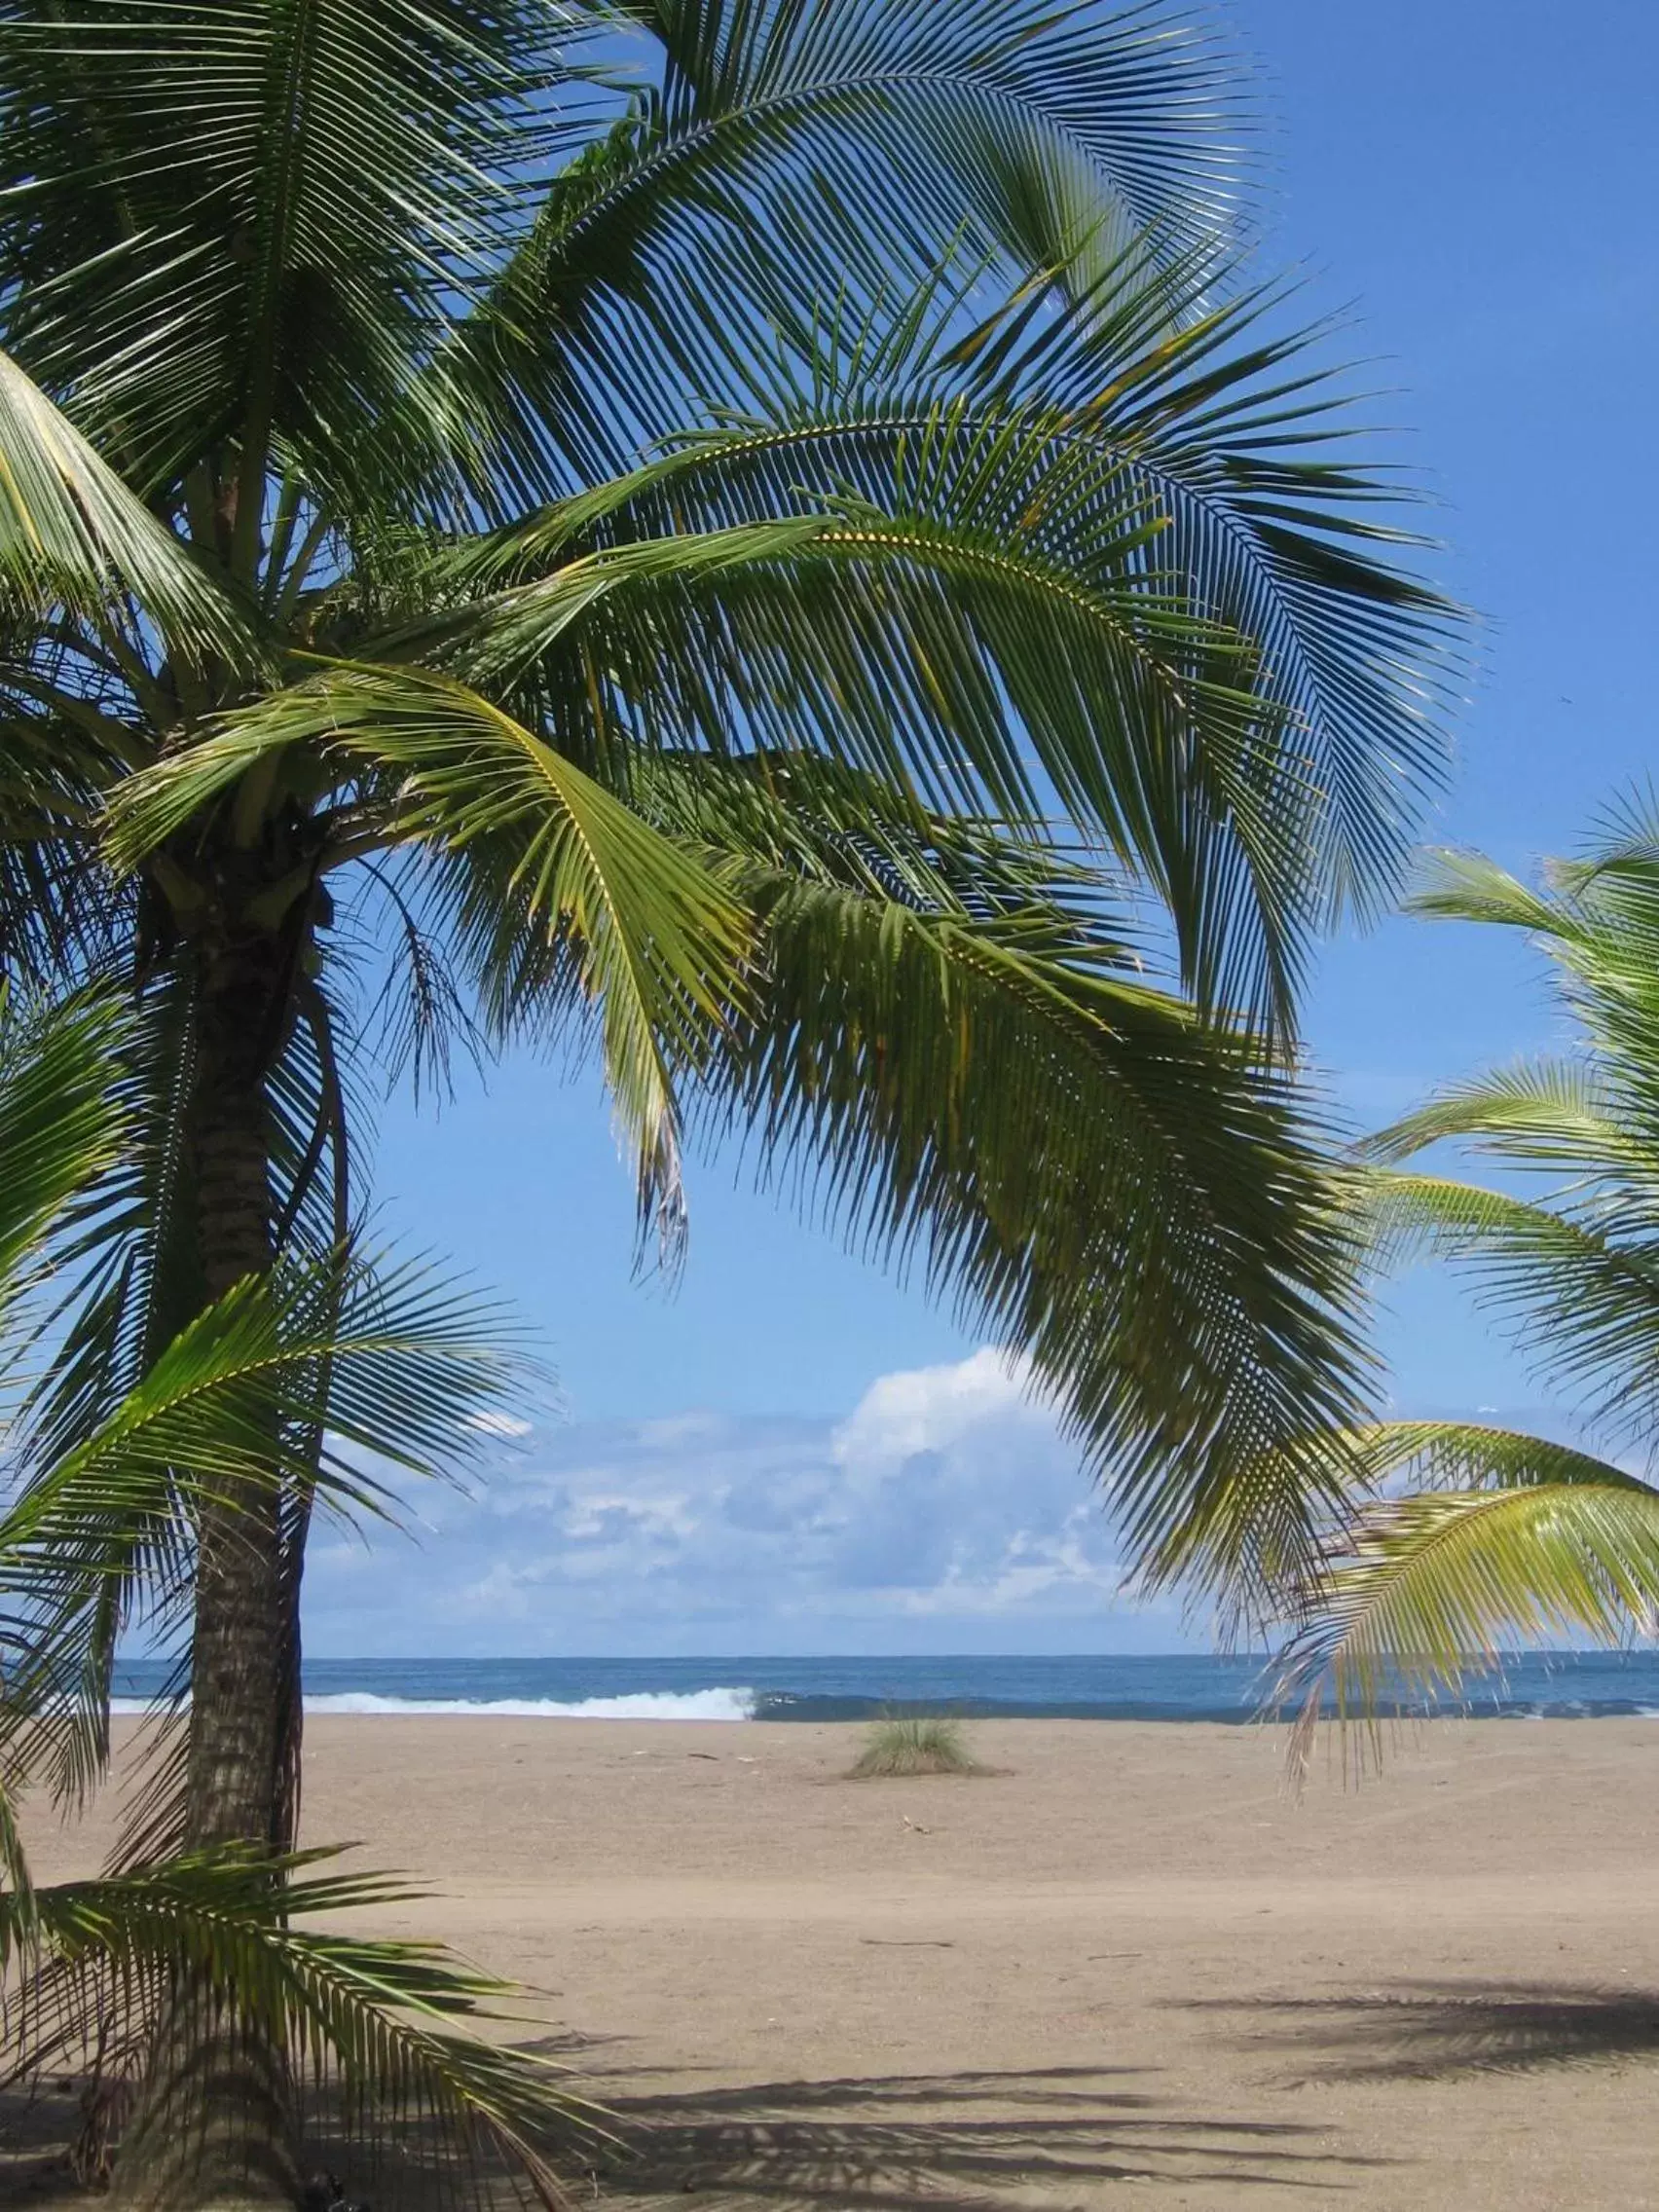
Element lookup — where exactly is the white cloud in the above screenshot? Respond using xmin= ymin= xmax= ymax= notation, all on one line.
xmin=563 ymin=1491 xmax=696 ymax=1541
xmin=832 ymin=1346 xmax=1040 ymax=1466
xmin=302 ymin=1349 xmax=1187 ymax=1656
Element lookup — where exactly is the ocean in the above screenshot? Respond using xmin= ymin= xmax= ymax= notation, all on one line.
xmin=111 ymin=1650 xmax=1659 ymax=1722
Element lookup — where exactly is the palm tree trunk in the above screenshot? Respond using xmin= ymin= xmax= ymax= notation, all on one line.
xmin=184 ymin=1044 xmax=287 ymax=1854
xmin=115 ymin=955 xmax=300 ymax=2210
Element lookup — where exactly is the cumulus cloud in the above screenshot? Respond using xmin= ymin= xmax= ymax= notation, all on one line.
xmin=303 ymin=1349 xmax=1192 ymax=1656
xmin=832 ymin=1346 xmax=1038 ymax=1464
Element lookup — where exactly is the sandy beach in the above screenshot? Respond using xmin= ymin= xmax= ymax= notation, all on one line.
xmin=15 ymin=1714 xmax=1659 ymax=2208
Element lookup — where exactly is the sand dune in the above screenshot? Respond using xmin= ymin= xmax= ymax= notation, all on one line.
xmin=15 ymin=1714 xmax=1659 ymax=2208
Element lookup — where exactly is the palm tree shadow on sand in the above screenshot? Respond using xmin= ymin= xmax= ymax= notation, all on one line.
xmin=1182 ymin=1980 xmax=1659 ymax=2084
xmin=549 ymin=2050 xmax=1387 ymax=2209
xmin=1 ymin=2040 xmax=1392 ymax=2208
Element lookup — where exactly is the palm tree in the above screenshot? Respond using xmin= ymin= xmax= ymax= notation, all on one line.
xmin=0 ymin=986 xmax=594 ymax=2205
xmin=1277 ymin=807 xmax=1659 ymax=1773
xmin=0 ymin=2 xmax=1458 ymax=2196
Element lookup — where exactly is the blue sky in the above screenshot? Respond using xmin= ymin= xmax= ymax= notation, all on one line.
xmin=309 ymin=1 xmax=1659 ymax=1657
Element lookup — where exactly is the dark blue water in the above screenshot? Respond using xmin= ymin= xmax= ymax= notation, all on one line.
xmin=110 ymin=1650 xmax=1659 ymax=1722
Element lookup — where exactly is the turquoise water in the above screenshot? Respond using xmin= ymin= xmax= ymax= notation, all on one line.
xmin=112 ymin=1650 xmax=1659 ymax=1721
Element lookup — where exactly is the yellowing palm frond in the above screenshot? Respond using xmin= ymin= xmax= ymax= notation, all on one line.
xmin=1277 ymin=1428 xmax=1659 ymax=1784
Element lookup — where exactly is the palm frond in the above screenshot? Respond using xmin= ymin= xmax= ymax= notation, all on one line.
xmin=635 ymin=0 xmax=1254 ymax=256
xmin=1359 ymin=1171 xmax=1659 ymax=1448
xmin=614 ymin=735 xmax=1372 ymax=1600
xmin=1336 ymin=1419 xmax=1656 ymax=1496
xmin=1365 ymin=1059 xmax=1649 ymax=1182
xmin=0 ymin=350 xmax=246 ymax=656
xmin=18 ymin=971 xmax=212 ymax=1690
xmin=108 ymin=655 xmax=756 ymax=1241
xmin=1276 ymin=1445 xmax=1659 ymax=1783
xmin=0 ymin=0 xmax=588 ymax=517
xmin=404 ymin=503 xmax=1299 ymax=1026
xmin=1405 ymin=846 xmax=1568 ymax=936
xmin=0 ymin=1251 xmax=527 ymax=1821
xmin=422 ymin=239 xmax=1460 ymax=1018
xmin=448 ymin=0 xmax=1255 ymax=496
xmin=625 ymin=742 xmax=1145 ymax=938
xmin=693 ymin=863 xmax=1371 ymax=1606
xmin=0 ymin=1848 xmax=603 ymax=2206
xmin=992 ymin=268 xmax=1463 ymax=928
xmin=1272 ymin=808 xmax=1659 ymax=1763
xmin=344 ymin=849 xmax=492 ymax=1104
xmin=0 ymin=985 xmax=129 ymax=1333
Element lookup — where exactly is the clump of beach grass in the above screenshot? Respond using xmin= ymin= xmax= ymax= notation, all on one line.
xmin=847 ymin=1712 xmax=985 ymax=1779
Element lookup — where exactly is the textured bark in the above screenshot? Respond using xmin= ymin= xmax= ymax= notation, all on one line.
xmin=185 ymin=1022 xmax=287 ymax=1851
xmin=115 ymin=942 xmax=301 ymax=2211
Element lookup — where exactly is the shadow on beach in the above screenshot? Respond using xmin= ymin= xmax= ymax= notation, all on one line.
xmin=577 ymin=2058 xmax=1385 ymax=2208
xmin=1 ymin=2051 xmax=1386 ymax=2209
xmin=1183 ymin=1979 xmax=1659 ymax=2083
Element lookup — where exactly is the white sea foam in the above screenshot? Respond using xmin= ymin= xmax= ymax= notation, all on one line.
xmin=309 ymin=1686 xmax=758 ymax=1720
xmin=113 ymin=1686 xmax=758 ymax=1719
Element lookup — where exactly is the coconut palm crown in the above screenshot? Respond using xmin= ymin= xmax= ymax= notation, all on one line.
xmin=1278 ymin=806 xmax=1659 ymax=1770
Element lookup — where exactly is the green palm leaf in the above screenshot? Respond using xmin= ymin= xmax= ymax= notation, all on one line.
xmin=1275 ymin=1430 xmax=1659 ymax=1783
xmin=1404 ymin=846 xmax=1568 ymax=936
xmin=426 ymin=245 xmax=1460 ymax=1016
xmin=108 ymin=655 xmax=755 ymax=1239
xmin=1360 ymin=1170 xmax=1659 ymax=1445
xmin=1279 ymin=803 xmax=1659 ymax=1765
xmin=1367 ymin=1059 xmax=1638 ymax=1174
xmin=0 ymin=350 xmax=246 ymax=656
xmin=0 ymin=985 xmax=591 ymax=2204
xmin=449 ymin=1 xmax=1255 ymax=498
xmin=0 ymin=1849 xmax=603 ymax=2204
xmin=424 ymin=487 xmax=1294 ymax=1022
xmin=697 ymin=867 xmax=1370 ymax=1604
xmin=0 ymin=0 xmax=584 ymax=513
xmin=0 ymin=985 xmax=129 ymax=1326
xmin=0 ymin=1250 xmax=525 ymax=1822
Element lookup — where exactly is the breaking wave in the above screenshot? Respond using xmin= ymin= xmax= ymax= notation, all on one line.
xmin=301 ymin=1686 xmax=758 ymax=1720
xmin=113 ymin=1687 xmax=758 ymax=1719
